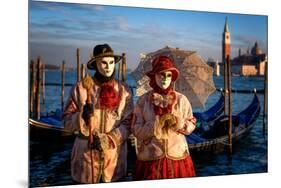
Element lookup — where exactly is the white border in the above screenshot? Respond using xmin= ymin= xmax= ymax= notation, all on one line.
xmin=35 ymin=0 xmax=270 ymax=15
xmin=2 ymin=0 xmax=280 ymax=188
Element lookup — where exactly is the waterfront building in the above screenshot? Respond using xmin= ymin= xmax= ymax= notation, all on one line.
xmin=221 ymin=17 xmax=266 ymax=76
xmin=231 ymin=42 xmax=267 ymax=76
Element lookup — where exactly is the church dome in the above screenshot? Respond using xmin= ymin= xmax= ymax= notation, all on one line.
xmin=251 ymin=42 xmax=263 ymax=55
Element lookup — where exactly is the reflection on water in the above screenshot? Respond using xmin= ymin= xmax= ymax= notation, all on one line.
xmin=29 ymin=72 xmax=267 ymax=187
xmin=29 ymin=142 xmax=73 ymax=187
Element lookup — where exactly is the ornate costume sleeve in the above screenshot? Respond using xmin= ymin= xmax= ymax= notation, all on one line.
xmin=106 ymin=83 xmax=134 ymax=148
xmin=62 ymin=83 xmax=85 ymax=133
xmin=131 ymin=94 xmax=157 ymax=141
xmin=175 ymin=95 xmax=196 ymax=135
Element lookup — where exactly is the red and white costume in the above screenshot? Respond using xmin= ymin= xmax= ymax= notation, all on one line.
xmin=63 ymin=78 xmax=133 ymax=183
xmin=132 ymin=56 xmax=196 ymax=180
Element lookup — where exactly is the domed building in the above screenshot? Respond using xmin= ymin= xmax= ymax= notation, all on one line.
xmin=251 ymin=41 xmax=263 ymax=56
xmin=231 ymin=41 xmax=267 ymax=76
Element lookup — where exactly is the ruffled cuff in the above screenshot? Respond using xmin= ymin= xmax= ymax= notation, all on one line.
xmin=176 ymin=117 xmax=197 ymax=135
xmin=78 ymin=111 xmax=93 ymax=137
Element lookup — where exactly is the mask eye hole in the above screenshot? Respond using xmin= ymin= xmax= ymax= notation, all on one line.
xmin=101 ymin=60 xmax=114 ymax=65
xmin=160 ymin=72 xmax=172 ymax=78
xmin=101 ymin=61 xmax=107 ymax=65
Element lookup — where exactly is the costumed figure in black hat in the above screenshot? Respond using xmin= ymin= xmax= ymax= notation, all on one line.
xmin=63 ymin=44 xmax=133 ymax=183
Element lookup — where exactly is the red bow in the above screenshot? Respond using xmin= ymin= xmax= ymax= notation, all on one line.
xmin=99 ymin=83 xmax=120 ymax=110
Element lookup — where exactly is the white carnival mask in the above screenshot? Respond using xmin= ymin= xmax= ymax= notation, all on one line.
xmin=155 ymin=71 xmax=172 ymax=90
xmin=96 ymin=57 xmax=115 ymax=77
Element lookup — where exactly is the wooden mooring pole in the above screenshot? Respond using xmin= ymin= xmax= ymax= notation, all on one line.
xmin=118 ymin=60 xmax=122 ymax=81
xmin=76 ymin=48 xmax=81 ymax=82
xmin=41 ymin=63 xmax=45 ymax=105
xmin=61 ymin=61 xmax=66 ymax=112
xmin=81 ymin=64 xmax=85 ymax=80
xmin=263 ymin=60 xmax=268 ymax=136
xmin=122 ymin=53 xmax=127 ymax=82
xmin=224 ymin=58 xmax=228 ymax=115
xmin=35 ymin=57 xmax=42 ymax=120
xmin=89 ymin=49 xmax=93 ymax=60
xmin=29 ymin=60 xmax=36 ymax=118
xmin=227 ymin=55 xmax=233 ymax=155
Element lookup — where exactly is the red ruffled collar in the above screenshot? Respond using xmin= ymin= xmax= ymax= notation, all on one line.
xmin=99 ymin=81 xmax=120 ymax=111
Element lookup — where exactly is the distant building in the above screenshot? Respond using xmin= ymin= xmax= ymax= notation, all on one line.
xmin=207 ymin=58 xmax=220 ymax=76
xmin=231 ymin=42 xmax=267 ymax=76
xmin=221 ymin=17 xmax=266 ymax=76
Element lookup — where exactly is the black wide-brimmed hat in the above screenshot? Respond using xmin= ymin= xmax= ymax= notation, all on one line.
xmin=87 ymin=44 xmax=122 ymax=70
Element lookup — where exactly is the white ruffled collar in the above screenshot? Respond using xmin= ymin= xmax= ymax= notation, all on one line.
xmin=151 ymin=91 xmax=176 ymax=108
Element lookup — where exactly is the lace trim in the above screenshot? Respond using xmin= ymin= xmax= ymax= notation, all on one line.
xmin=150 ymin=92 xmax=176 ymax=108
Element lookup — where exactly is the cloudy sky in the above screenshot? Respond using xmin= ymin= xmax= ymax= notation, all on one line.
xmin=29 ymin=1 xmax=268 ymax=69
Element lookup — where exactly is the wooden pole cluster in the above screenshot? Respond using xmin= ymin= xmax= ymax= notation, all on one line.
xmin=263 ymin=60 xmax=268 ymax=136
xmin=30 ymin=57 xmax=47 ymax=120
xmin=29 ymin=49 xmax=128 ymax=120
xmin=76 ymin=48 xmax=81 ymax=82
xmin=61 ymin=61 xmax=66 ymax=111
xmin=226 ymin=55 xmax=233 ymax=155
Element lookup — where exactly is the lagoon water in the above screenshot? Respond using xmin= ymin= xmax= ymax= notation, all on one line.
xmin=29 ymin=70 xmax=267 ymax=187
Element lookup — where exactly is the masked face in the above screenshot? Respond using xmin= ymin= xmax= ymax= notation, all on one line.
xmin=96 ymin=57 xmax=115 ymax=77
xmin=155 ymin=71 xmax=172 ymax=90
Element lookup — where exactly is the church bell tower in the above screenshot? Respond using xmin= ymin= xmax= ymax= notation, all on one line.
xmin=222 ymin=17 xmax=231 ymax=116
xmin=222 ymin=17 xmax=231 ymax=62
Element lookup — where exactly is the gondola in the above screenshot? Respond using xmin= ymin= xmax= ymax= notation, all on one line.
xmin=187 ymin=93 xmax=261 ymax=153
xmin=193 ymin=93 xmax=224 ymax=123
xmin=29 ymin=109 xmax=75 ymax=142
